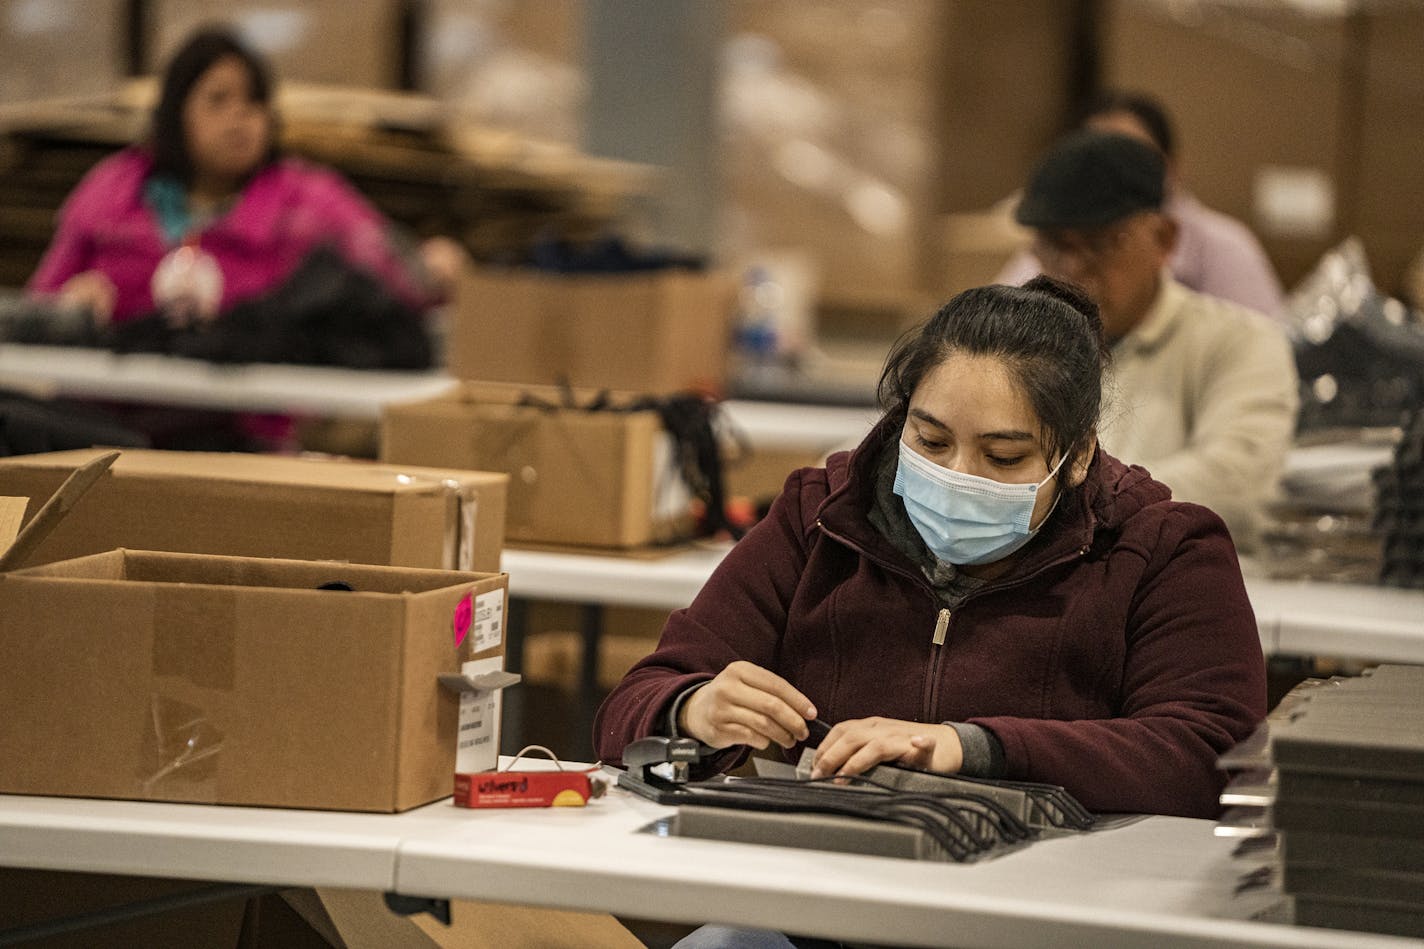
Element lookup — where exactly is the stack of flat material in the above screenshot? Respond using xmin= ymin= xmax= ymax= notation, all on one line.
xmin=667 ymin=764 xmax=1095 ymax=864
xmin=1259 ymin=430 xmax=1394 ymax=583
xmin=1268 ymin=665 xmax=1424 ymax=937
xmin=1375 ymin=409 xmax=1424 ymax=589
xmin=0 ymin=79 xmax=654 ymax=289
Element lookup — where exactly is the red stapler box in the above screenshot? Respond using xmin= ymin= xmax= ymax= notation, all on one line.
xmin=453 ymin=768 xmax=605 ymax=808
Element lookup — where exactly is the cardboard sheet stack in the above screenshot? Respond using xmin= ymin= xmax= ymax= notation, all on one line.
xmin=1252 ymin=666 xmax=1424 ymax=938
xmin=0 ymin=79 xmax=653 ymax=288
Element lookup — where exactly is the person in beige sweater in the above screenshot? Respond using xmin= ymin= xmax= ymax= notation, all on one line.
xmin=1012 ymin=130 xmax=1298 ymax=552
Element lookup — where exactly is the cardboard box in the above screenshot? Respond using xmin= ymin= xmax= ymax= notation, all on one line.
xmin=146 ymin=0 xmax=403 ymax=89
xmin=933 ymin=209 xmax=1031 ymax=300
xmin=0 ymin=449 xmax=507 ymax=573
xmin=448 ymin=264 xmax=734 ymax=394
xmin=382 ymin=383 xmax=693 ymax=549
xmin=0 ymin=548 xmax=507 ymax=812
xmin=0 ymin=0 xmax=125 ymax=106
xmin=1350 ymin=5 xmax=1424 ymax=297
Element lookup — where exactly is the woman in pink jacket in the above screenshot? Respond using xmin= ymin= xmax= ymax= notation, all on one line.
xmin=27 ymin=27 xmax=445 ymax=326
xmin=596 ymin=276 xmax=1266 ymax=822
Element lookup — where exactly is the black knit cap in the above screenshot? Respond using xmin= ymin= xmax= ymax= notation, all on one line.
xmin=1014 ymin=130 xmax=1166 ymax=229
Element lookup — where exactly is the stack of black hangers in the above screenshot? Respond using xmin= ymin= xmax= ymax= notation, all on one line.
xmin=672 ymin=768 xmax=1094 ymax=864
xmin=516 ymin=383 xmax=744 ymax=540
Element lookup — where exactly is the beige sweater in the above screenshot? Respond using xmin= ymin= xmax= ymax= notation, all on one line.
xmin=1099 ymin=276 xmax=1299 ymax=552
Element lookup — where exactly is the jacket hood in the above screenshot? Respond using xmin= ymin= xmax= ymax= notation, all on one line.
xmin=819 ymin=413 xmax=1172 ymax=573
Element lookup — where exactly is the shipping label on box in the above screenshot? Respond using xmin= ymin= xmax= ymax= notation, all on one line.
xmin=471 ymin=587 xmax=504 ymax=652
xmin=455 ymin=655 xmax=505 ymax=774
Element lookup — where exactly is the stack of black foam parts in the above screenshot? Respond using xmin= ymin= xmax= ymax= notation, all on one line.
xmin=1268 ymin=665 xmax=1424 ymax=937
xmin=670 ymin=768 xmax=1095 ymax=864
xmin=1375 ymin=409 xmax=1424 ymax=589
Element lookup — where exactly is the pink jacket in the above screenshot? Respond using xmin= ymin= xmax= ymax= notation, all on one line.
xmin=28 ymin=148 xmax=434 ymax=322
xmin=595 ymin=419 xmax=1267 ymax=818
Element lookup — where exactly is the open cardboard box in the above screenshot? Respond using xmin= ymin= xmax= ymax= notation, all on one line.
xmin=381 ymin=381 xmax=695 ymax=550
xmin=0 ymin=449 xmax=509 ymax=573
xmin=0 ymin=453 xmax=512 ymax=812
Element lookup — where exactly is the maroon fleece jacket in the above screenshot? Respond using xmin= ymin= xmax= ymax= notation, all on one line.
xmin=594 ymin=420 xmax=1267 ymax=817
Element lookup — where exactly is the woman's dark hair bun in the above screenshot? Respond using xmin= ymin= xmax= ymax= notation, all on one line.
xmin=1021 ymin=275 xmax=1097 ymax=322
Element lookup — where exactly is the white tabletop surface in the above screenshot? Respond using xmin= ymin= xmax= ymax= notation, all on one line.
xmin=2 ymin=785 xmax=1409 ymax=948
xmin=0 ymin=343 xmax=1396 ymax=472
xmin=15 ymin=733 xmax=1424 ymax=949
xmin=394 ymin=793 xmax=1412 ymax=948
xmin=0 ymin=345 xmax=459 ymax=419
xmin=1246 ymin=577 xmax=1424 ymax=663
xmin=0 ymin=793 xmax=424 ymax=891
xmin=501 ymin=543 xmax=730 ymax=609
xmin=501 ymin=545 xmax=1424 ymax=663
xmin=0 ymin=343 xmax=879 ymax=446
xmin=5 ymin=780 xmax=1412 ymax=946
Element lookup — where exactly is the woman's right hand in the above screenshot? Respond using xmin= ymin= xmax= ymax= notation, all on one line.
xmin=56 ymin=271 xmax=117 ymax=324
xmin=677 ymin=660 xmax=817 ymax=750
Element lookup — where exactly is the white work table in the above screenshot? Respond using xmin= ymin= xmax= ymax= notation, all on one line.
xmin=501 ymin=543 xmax=731 ymax=611
xmin=0 ymin=344 xmax=878 ymax=448
xmin=1248 ymin=577 xmax=1424 ymax=663
xmin=0 ymin=344 xmax=459 ymax=420
xmin=0 ymin=782 xmax=1411 ymax=948
xmin=6 ymin=345 xmax=1418 ymax=658
xmin=502 ymin=545 xmax=1424 ymax=664
xmin=0 ymin=793 xmax=424 ymax=892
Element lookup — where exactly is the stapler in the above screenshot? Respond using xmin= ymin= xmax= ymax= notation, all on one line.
xmin=617 ymin=736 xmax=717 ymax=804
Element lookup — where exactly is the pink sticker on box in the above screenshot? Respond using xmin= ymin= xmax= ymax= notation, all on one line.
xmin=453 ymin=593 xmax=473 ymax=647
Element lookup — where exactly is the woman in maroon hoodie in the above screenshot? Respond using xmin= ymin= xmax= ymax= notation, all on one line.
xmin=595 ymin=276 xmax=1266 ymax=821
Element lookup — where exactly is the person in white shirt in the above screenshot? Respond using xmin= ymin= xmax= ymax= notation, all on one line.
xmin=1014 ymin=130 xmax=1298 ymax=552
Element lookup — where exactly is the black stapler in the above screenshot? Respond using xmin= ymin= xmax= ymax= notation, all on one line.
xmin=617 ymin=736 xmax=717 ymax=804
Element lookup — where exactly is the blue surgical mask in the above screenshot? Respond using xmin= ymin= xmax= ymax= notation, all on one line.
xmin=893 ymin=439 xmax=1067 ymax=566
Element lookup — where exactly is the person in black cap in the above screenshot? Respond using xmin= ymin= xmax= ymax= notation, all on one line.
xmin=998 ymin=91 xmax=1285 ymax=319
xmin=1015 ymin=131 xmax=1174 ymax=342
xmin=1013 ymin=130 xmax=1298 ymax=554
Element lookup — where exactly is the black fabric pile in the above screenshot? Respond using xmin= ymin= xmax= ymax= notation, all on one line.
xmin=113 ymin=246 xmax=434 ymax=370
xmin=0 ymin=246 xmax=434 ymax=370
xmin=519 ymin=232 xmax=705 ymax=274
xmin=0 ymin=388 xmax=149 ymax=457
xmin=1375 ymin=408 xmax=1424 ymax=589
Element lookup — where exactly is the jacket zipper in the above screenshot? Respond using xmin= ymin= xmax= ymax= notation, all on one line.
xmin=932 ymin=608 xmax=950 ymax=646
xmin=816 ymin=517 xmax=1092 ymax=723
xmin=924 ymin=608 xmax=952 ymax=718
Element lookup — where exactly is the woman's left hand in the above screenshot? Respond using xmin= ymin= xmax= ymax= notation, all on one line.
xmin=810 ymin=717 xmax=964 ymax=779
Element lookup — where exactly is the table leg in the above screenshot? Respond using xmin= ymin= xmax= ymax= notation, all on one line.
xmin=500 ymin=597 xmax=528 ymax=756
xmin=574 ymin=603 xmax=606 ymax=760
xmin=0 ymin=883 xmax=276 ymax=947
